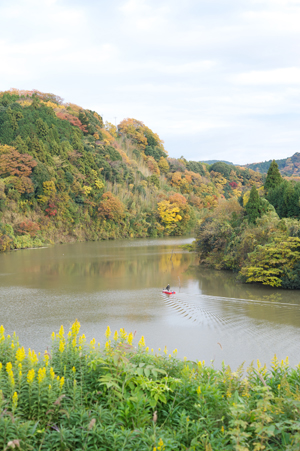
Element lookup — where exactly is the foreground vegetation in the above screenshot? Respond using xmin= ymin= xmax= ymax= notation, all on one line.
xmin=1 ymin=321 xmax=300 ymax=450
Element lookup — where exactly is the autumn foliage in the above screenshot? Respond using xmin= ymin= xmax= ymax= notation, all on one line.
xmin=98 ymin=192 xmax=124 ymax=220
xmin=56 ymin=112 xmax=88 ymax=133
xmin=14 ymin=221 xmax=40 ymax=237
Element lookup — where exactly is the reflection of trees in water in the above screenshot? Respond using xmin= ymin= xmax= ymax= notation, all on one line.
xmin=11 ymin=248 xmax=195 ymax=292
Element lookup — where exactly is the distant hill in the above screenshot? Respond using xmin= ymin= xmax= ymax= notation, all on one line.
xmin=245 ymin=153 xmax=300 ymax=176
xmin=200 ymin=160 xmax=234 ymax=165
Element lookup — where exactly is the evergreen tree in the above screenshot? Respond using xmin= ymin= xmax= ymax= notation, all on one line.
xmin=246 ymin=186 xmax=265 ymax=223
xmin=264 ymin=160 xmax=282 ymax=191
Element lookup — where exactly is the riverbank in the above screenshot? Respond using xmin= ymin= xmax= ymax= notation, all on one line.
xmin=1 ymin=321 xmax=299 ymax=450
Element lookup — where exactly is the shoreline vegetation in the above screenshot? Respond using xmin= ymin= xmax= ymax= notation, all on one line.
xmin=1 ymin=321 xmax=300 ymax=450
xmin=196 ymin=160 xmax=300 ymax=289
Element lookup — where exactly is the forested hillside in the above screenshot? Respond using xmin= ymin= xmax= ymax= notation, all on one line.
xmin=0 ymin=89 xmax=263 ymax=252
xmin=245 ymin=152 xmax=300 ymax=177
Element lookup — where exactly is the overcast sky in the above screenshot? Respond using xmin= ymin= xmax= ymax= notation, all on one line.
xmin=0 ymin=0 xmax=300 ymax=164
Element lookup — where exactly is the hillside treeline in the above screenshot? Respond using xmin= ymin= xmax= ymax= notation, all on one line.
xmin=245 ymin=152 xmax=300 ymax=177
xmin=0 ymin=89 xmax=262 ymax=252
xmin=196 ymin=160 xmax=300 ymax=289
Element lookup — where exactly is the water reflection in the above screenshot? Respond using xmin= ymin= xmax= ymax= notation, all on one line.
xmin=0 ymin=237 xmax=300 ymax=370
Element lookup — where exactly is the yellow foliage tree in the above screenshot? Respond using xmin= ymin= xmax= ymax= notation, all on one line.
xmin=157 ymin=200 xmax=182 ymax=231
xmin=105 ymin=121 xmax=117 ymax=138
xmin=158 ymin=157 xmax=169 ymax=174
xmin=43 ymin=181 xmax=56 ymax=197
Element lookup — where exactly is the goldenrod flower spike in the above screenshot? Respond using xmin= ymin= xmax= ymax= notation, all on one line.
xmin=71 ymin=319 xmax=81 ymax=336
xmin=79 ymin=334 xmax=86 ymax=345
xmin=105 ymin=326 xmax=111 ymax=339
xmin=27 ymin=369 xmax=35 ymax=384
xmin=59 ymin=340 xmax=65 ymax=353
xmin=127 ymin=332 xmax=133 ymax=345
xmin=50 ymin=367 xmax=55 ymax=380
xmin=37 ymin=367 xmax=46 ymax=384
xmin=16 ymin=347 xmax=26 ymax=362
xmin=113 ymin=330 xmax=119 ymax=341
xmin=138 ymin=335 xmax=145 ymax=348
xmin=58 ymin=325 xmax=64 ymax=339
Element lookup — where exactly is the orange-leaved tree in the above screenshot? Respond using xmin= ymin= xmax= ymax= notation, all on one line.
xmin=0 ymin=146 xmax=37 ymax=177
xmin=98 ymin=192 xmax=125 ymax=221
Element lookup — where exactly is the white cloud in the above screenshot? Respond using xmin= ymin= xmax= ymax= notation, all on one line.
xmin=234 ymin=67 xmax=300 ymax=85
xmin=0 ymin=0 xmax=300 ymax=163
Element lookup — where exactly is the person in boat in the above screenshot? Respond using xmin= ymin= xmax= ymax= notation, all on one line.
xmin=165 ymin=284 xmax=170 ymax=291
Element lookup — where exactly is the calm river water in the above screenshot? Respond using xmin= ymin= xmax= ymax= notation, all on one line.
xmin=1 ymin=237 xmax=300 ymax=370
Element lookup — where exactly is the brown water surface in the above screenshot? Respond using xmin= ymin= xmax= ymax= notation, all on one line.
xmin=0 ymin=237 xmax=300 ymax=369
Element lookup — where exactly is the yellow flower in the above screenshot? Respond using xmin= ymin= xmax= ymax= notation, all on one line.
xmin=58 ymin=325 xmax=64 ymax=339
xmin=113 ymin=330 xmax=119 ymax=341
xmin=72 ymin=337 xmax=77 ymax=348
xmin=71 ymin=319 xmax=81 ymax=336
xmin=105 ymin=326 xmax=111 ymax=339
xmin=173 ymin=349 xmax=178 ymax=356
xmin=51 ymin=332 xmax=55 ymax=340
xmin=221 ymin=426 xmax=224 ymax=433
xmin=6 ymin=362 xmax=13 ymax=373
xmin=12 ymin=391 xmax=18 ymax=409
xmin=105 ymin=340 xmax=111 ymax=349
xmin=278 ymin=384 xmax=281 ymax=390
xmin=157 ymin=438 xmax=164 ymax=451
xmin=197 ymin=386 xmax=201 ymax=395
xmin=120 ymin=328 xmax=127 ymax=339
xmin=49 ymin=384 xmax=52 ymax=390
xmin=28 ymin=349 xmax=38 ymax=365
xmin=59 ymin=340 xmax=65 ymax=353
xmin=0 ymin=325 xmax=4 ymax=337
xmin=11 ymin=343 xmax=15 ymax=350
xmin=50 ymin=367 xmax=55 ymax=380
xmin=72 ymin=366 xmax=76 ymax=374
xmin=44 ymin=357 xmax=49 ymax=369
xmin=90 ymin=338 xmax=96 ymax=348
xmin=127 ymin=332 xmax=133 ymax=345
xmin=79 ymin=334 xmax=86 ymax=345
xmin=138 ymin=336 xmax=145 ymax=348
xmin=27 ymin=369 xmax=35 ymax=384
xmin=0 ymin=362 xmax=2 ymax=370
xmin=60 ymin=377 xmax=65 ymax=389
xmin=163 ymin=346 xmax=167 ymax=355
xmin=37 ymin=367 xmax=46 ymax=384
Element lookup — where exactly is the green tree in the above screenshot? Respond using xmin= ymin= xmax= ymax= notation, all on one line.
xmin=245 ymin=186 xmax=267 ymax=223
xmin=264 ymin=160 xmax=282 ymax=191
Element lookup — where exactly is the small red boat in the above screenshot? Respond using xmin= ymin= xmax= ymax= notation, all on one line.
xmin=162 ymin=290 xmax=176 ymax=294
